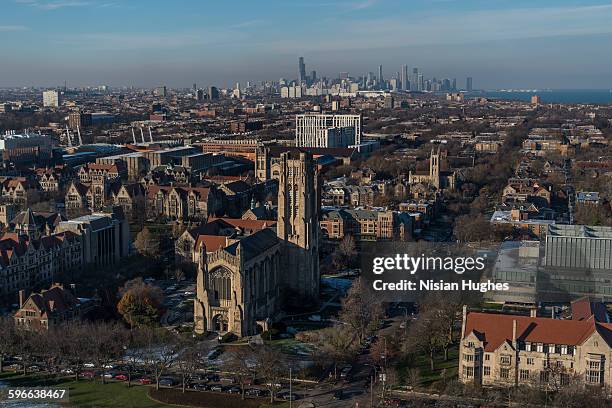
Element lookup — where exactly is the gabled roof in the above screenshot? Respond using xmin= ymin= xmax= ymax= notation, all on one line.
xmin=464 ymin=311 xmax=612 ymax=352
xmin=14 ymin=285 xmax=80 ymax=319
xmin=224 ymin=228 xmax=279 ymax=261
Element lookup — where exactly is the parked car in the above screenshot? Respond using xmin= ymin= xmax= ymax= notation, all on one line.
xmin=115 ymin=374 xmax=128 ymax=381
xmin=82 ymin=371 xmax=96 ymax=379
xmin=220 ymin=377 xmax=235 ymax=384
xmin=205 ymin=374 xmax=219 ymax=382
xmin=61 ymin=368 xmax=74 ymax=375
xmin=206 ymin=348 xmax=222 ymax=360
xmin=210 ymin=384 xmax=223 ymax=392
xmin=226 ymin=386 xmax=241 ymax=394
xmin=280 ymin=392 xmax=298 ymax=401
xmin=84 ymin=362 xmax=95 ymax=368
xmin=159 ymin=377 xmax=176 ymax=387
xmin=340 ymin=365 xmax=352 ymax=379
xmin=245 ymin=388 xmax=264 ymax=397
xmin=102 ymin=372 xmax=114 ymax=379
xmin=138 ymin=377 xmax=152 ymax=385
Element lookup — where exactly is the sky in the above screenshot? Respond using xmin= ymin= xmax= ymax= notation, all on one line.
xmin=2 ymin=0 xmax=612 ymax=89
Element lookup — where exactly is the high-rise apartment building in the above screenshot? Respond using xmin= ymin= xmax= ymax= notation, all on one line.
xmin=295 ymin=114 xmax=362 ymax=148
xmin=42 ymin=90 xmax=61 ymax=108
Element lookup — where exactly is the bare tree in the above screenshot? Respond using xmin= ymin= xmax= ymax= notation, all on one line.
xmin=89 ymin=322 xmax=128 ymax=384
xmin=408 ymin=308 xmax=446 ymax=371
xmin=141 ymin=327 xmax=178 ymax=390
xmin=338 ymin=277 xmax=384 ymax=343
xmin=0 ymin=317 xmax=16 ymax=373
xmin=252 ymin=345 xmax=287 ymax=403
xmin=226 ymin=347 xmax=256 ymax=400
xmin=175 ymin=337 xmax=200 ymax=393
xmin=315 ymin=326 xmax=356 ymax=379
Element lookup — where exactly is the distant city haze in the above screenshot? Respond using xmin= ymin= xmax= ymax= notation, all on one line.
xmin=2 ymin=0 xmax=612 ymax=88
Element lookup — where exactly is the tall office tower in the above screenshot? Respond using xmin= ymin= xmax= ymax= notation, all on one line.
xmin=295 ymin=114 xmax=362 ymax=148
xmin=196 ymin=89 xmax=204 ymax=101
xmin=311 ymin=70 xmax=317 ymax=83
xmin=400 ymin=65 xmax=409 ymax=91
xmin=298 ymin=56 xmax=306 ymax=83
xmin=208 ymin=86 xmax=219 ymax=100
xmin=378 ymin=65 xmax=384 ymax=87
xmin=466 ymin=77 xmax=473 ymax=92
xmin=193 ymin=83 xmax=197 ymax=91
xmin=411 ymin=68 xmax=420 ymax=91
xmin=452 ymin=78 xmax=457 ymax=91
xmin=42 ymin=90 xmax=61 ymax=107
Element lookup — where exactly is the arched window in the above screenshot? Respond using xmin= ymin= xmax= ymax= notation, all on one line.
xmin=210 ymin=268 xmax=232 ymax=300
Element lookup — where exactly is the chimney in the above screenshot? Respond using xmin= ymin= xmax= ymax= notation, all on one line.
xmin=461 ymin=305 xmax=468 ymax=339
xmin=512 ymin=319 xmax=517 ymax=347
xmin=530 ymin=308 xmax=537 ymax=318
xmin=18 ymin=289 xmax=26 ymax=308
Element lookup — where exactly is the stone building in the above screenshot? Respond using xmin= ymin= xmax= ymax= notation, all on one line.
xmin=459 ymin=300 xmax=612 ymax=388
xmin=408 ymin=147 xmax=456 ymax=190
xmin=194 ymin=151 xmax=320 ymax=337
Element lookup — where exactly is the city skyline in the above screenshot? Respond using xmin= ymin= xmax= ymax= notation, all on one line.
xmin=2 ymin=0 xmax=612 ymax=88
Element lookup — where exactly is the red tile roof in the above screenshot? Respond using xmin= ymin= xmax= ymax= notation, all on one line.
xmin=464 ymin=311 xmax=612 ymax=352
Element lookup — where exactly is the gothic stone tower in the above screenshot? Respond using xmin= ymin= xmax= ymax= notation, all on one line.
xmin=429 ymin=147 xmax=441 ymax=190
xmin=275 ymin=151 xmax=320 ymax=299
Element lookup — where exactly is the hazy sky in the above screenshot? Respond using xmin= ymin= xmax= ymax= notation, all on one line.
xmin=2 ymin=0 xmax=612 ymax=89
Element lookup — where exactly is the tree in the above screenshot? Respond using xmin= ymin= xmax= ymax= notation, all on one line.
xmin=314 ymin=326 xmax=356 ymax=379
xmin=88 ymin=322 xmax=128 ymax=384
xmin=339 ymin=277 xmax=384 ymax=343
xmin=226 ymin=347 xmax=256 ymax=399
xmin=421 ymin=294 xmax=462 ymax=361
xmin=123 ymin=328 xmax=147 ymax=387
xmin=141 ymin=327 xmax=178 ymax=390
xmin=117 ymin=278 xmax=164 ymax=328
xmin=454 ymin=214 xmax=492 ymax=243
xmin=175 ymin=337 xmax=201 ymax=393
xmin=408 ymin=309 xmax=446 ymax=371
xmin=134 ymin=227 xmax=161 ymax=258
xmin=332 ymin=235 xmax=357 ymax=270
xmin=252 ymin=345 xmax=287 ymax=403
xmin=0 ymin=317 xmax=16 ymax=373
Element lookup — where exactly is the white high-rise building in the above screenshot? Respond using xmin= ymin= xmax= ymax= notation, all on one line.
xmin=295 ymin=114 xmax=362 ymax=148
xmin=42 ymin=90 xmax=61 ymax=108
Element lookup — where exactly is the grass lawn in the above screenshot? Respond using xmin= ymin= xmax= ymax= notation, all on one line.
xmin=0 ymin=372 xmax=178 ymax=408
xmin=397 ymin=345 xmax=459 ymax=389
xmin=1 ymin=372 xmax=289 ymax=408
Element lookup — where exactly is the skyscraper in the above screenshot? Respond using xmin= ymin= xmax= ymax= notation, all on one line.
xmin=298 ymin=56 xmax=306 ymax=84
xmin=466 ymin=77 xmax=473 ymax=92
xmin=378 ymin=64 xmax=383 ymax=88
xmin=412 ymin=67 xmax=420 ymax=91
xmin=400 ymin=65 xmax=409 ymax=91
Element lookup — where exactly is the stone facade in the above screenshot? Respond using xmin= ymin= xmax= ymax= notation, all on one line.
xmin=459 ymin=302 xmax=612 ymax=389
xmin=194 ymin=151 xmax=320 ymax=337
